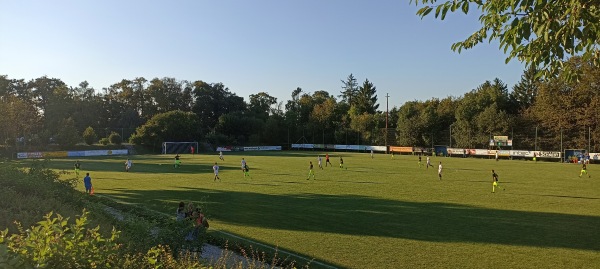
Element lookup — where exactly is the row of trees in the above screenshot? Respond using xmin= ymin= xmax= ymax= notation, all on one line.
xmin=1 ymin=57 xmax=599 ymax=151
xmin=397 ymin=57 xmax=600 ymax=151
xmin=0 ymin=73 xmax=387 ymax=150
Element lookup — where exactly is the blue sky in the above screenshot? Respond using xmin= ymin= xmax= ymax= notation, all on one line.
xmin=0 ymin=0 xmax=524 ymax=109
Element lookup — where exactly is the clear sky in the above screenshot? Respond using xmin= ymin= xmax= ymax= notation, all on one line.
xmin=0 ymin=0 xmax=525 ymax=109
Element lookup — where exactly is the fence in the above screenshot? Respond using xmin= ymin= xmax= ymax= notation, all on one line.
xmin=283 ymin=125 xmax=600 ymax=157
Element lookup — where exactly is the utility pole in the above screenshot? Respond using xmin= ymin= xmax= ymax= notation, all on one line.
xmin=385 ymin=93 xmax=390 ymax=154
xmin=535 ymin=126 xmax=538 ymax=151
xmin=449 ymin=124 xmax=452 ymax=148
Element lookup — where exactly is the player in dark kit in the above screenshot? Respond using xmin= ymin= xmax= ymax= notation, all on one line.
xmin=579 ymin=163 xmax=591 ymax=178
xmin=74 ymin=160 xmax=81 ymax=178
xmin=307 ymin=161 xmax=316 ymax=180
xmin=174 ymin=154 xmax=181 ymax=168
xmin=492 ymin=170 xmax=504 ymax=193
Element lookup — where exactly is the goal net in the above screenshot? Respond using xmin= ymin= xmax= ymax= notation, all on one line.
xmin=162 ymin=142 xmax=199 ymax=154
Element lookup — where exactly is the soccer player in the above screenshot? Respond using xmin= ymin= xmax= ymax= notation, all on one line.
xmin=213 ymin=162 xmax=221 ymax=181
xmin=190 ymin=146 xmax=195 ymax=155
xmin=391 ymin=152 xmax=394 ymax=159
xmin=307 ymin=161 xmax=316 ymax=180
xmin=426 ymin=156 xmax=433 ymax=169
xmin=370 ymin=149 xmax=374 ymax=159
xmin=241 ymin=158 xmax=251 ymax=178
xmin=579 ymin=163 xmax=591 ymax=178
xmin=492 ymin=169 xmax=504 ymax=192
xmin=438 ymin=162 xmax=443 ymax=180
xmin=83 ymin=173 xmax=92 ymax=195
xmin=125 ymin=159 xmax=132 ymax=172
xmin=418 ymin=155 xmax=423 ymax=168
xmin=174 ymin=154 xmax=181 ymax=168
xmin=317 ymin=155 xmax=323 ymax=169
xmin=325 ymin=153 xmax=332 ymax=167
xmin=74 ymin=160 xmax=81 ymax=178
xmin=339 ymin=156 xmax=344 ymax=169
xmin=495 ymin=151 xmax=499 ymax=162
xmin=219 ymin=151 xmax=224 ymax=161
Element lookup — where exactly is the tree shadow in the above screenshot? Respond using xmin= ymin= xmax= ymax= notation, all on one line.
xmin=514 ymin=193 xmax=600 ymax=200
xmin=26 ymin=158 xmax=244 ymax=175
xmin=101 ymin=188 xmax=600 ymax=251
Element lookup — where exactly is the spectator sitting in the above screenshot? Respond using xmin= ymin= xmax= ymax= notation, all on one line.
xmin=176 ymin=201 xmax=186 ymax=221
xmin=186 ymin=207 xmax=209 ymax=241
xmin=185 ymin=202 xmax=195 ymax=220
xmin=194 ymin=208 xmax=208 ymax=229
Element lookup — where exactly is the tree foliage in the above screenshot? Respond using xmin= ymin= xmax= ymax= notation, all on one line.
xmin=340 ymin=74 xmax=359 ymax=105
xmin=55 ymin=118 xmax=80 ymax=147
xmin=414 ymin=0 xmax=600 ymax=80
xmin=6 ymin=58 xmax=600 ymax=152
xmin=108 ymin=132 xmax=122 ymax=145
xmin=82 ymin=127 xmax=97 ymax=145
xmin=530 ymin=57 xmax=600 ymax=150
xmin=129 ymin=110 xmax=200 ymax=148
xmin=354 ymin=79 xmax=379 ymax=115
xmin=510 ymin=65 xmax=540 ymax=111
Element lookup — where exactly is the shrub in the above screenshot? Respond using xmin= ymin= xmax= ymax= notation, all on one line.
xmin=0 ymin=210 xmax=121 ymax=268
xmin=109 ymin=132 xmax=122 ymax=145
xmin=0 ymin=211 xmax=209 ymax=269
xmin=82 ymin=127 xmax=97 ymax=145
xmin=99 ymin=138 xmax=109 ymax=145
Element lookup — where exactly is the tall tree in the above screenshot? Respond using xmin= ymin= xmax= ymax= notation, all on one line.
xmin=146 ymin=77 xmax=190 ymax=114
xmin=414 ymin=0 xmax=600 ymax=80
xmin=28 ymin=76 xmax=67 ymax=115
xmin=284 ymin=87 xmax=306 ymax=129
xmin=530 ymin=57 xmax=600 ymax=151
xmin=453 ymin=79 xmax=511 ymax=148
xmin=354 ymin=78 xmax=379 ymax=115
xmin=249 ymin=92 xmax=278 ymax=120
xmin=510 ymin=66 xmax=540 ymax=112
xmin=129 ymin=110 xmax=201 ymax=149
xmin=192 ymin=81 xmax=246 ymax=130
xmin=340 ymin=74 xmax=358 ymax=105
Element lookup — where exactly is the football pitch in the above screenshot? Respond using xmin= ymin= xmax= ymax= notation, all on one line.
xmin=42 ymin=151 xmax=599 ymax=268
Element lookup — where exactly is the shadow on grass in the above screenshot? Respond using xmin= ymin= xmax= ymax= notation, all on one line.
xmin=101 ymin=187 xmax=600 ymax=251
xmin=514 ymin=193 xmax=600 ymax=200
xmin=21 ymin=158 xmax=246 ymax=175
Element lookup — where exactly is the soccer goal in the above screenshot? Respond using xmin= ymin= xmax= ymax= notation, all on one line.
xmin=162 ymin=142 xmax=199 ymax=154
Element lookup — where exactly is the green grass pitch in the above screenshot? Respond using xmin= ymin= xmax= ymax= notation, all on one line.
xmin=38 ymin=152 xmax=600 ymax=268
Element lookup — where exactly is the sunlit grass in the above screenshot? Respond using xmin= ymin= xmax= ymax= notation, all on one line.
xmin=36 ymin=152 xmax=600 ymax=268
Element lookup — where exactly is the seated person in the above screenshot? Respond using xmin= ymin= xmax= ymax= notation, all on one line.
xmin=176 ymin=201 xmax=186 ymax=221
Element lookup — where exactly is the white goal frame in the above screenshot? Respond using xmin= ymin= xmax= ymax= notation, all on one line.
xmin=162 ymin=142 xmax=199 ymax=154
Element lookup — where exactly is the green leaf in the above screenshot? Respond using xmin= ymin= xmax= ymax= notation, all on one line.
xmin=462 ymin=1 xmax=469 ymax=14
xmin=511 ymin=17 xmax=519 ymax=27
xmin=418 ymin=7 xmax=433 ymax=17
xmin=441 ymin=5 xmax=449 ymax=20
xmin=435 ymin=5 xmax=442 ymax=18
xmin=523 ymin=23 xmax=531 ymax=40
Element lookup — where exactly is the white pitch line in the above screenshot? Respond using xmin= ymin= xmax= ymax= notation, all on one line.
xmin=94 ymin=194 xmax=338 ymax=269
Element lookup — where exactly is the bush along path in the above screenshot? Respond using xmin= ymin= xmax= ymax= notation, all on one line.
xmin=0 ymin=161 xmax=207 ymax=268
